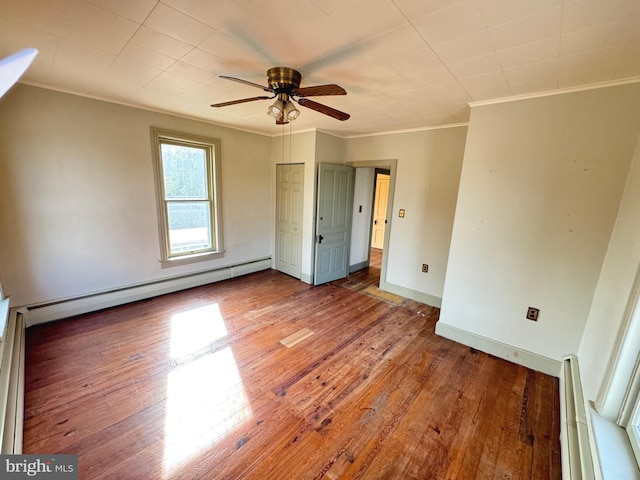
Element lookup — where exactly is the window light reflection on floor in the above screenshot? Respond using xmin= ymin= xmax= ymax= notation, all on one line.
xmin=164 ymin=304 xmax=252 ymax=476
xmin=169 ymin=304 xmax=229 ymax=358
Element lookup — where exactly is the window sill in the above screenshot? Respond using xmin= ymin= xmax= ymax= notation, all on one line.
xmin=591 ymin=406 xmax=640 ymax=479
xmin=160 ymin=250 xmax=224 ymax=268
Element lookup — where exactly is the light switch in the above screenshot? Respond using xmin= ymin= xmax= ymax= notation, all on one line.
xmin=399 ymin=209 xmax=405 ymax=218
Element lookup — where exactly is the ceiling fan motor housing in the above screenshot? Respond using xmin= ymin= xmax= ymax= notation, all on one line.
xmin=267 ymin=67 xmax=302 ymax=92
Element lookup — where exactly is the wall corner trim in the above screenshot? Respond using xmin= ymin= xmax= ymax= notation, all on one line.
xmin=434 ymin=321 xmax=561 ymax=377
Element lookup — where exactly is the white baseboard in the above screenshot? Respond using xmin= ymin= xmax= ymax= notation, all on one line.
xmin=349 ymin=261 xmax=369 ymax=273
xmin=380 ymin=280 xmax=442 ymax=308
xmin=434 ymin=321 xmax=561 ymax=377
xmin=24 ymin=257 xmax=272 ymax=326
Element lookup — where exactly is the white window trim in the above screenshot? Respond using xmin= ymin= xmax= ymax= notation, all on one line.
xmin=625 ymin=361 xmax=640 ymax=467
xmin=150 ymin=127 xmax=224 ymax=266
xmin=595 ymin=261 xmax=640 ymax=471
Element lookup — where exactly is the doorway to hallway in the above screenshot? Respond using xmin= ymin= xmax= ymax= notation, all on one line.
xmin=347 ymin=159 xmax=397 ymax=294
xmin=371 ymin=170 xmax=390 ymax=250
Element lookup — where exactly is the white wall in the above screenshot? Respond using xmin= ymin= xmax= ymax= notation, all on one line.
xmin=0 ymin=84 xmax=272 ymax=307
xmin=439 ymin=83 xmax=640 ymax=366
xmin=350 ymin=168 xmax=374 ymax=267
xmin=579 ymin=133 xmax=640 ymax=407
xmin=345 ymin=127 xmax=466 ymax=304
xmin=315 ymin=131 xmax=345 ymax=165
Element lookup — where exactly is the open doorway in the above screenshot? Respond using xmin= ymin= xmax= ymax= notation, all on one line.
xmin=370 ymin=169 xmax=390 ymax=267
xmin=347 ymin=160 xmax=397 ymax=290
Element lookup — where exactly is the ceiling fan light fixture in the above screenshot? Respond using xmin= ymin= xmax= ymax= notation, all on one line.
xmin=267 ymin=98 xmax=284 ymax=118
xmin=284 ymin=101 xmax=300 ymax=121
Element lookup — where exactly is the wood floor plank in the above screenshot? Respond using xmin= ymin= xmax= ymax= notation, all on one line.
xmin=262 ymin=313 xmax=439 ymax=479
xmin=23 ymin=267 xmax=561 ymax=479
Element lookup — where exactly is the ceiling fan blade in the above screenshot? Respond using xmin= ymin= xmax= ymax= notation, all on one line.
xmin=0 ymin=48 xmax=38 ymax=98
xmin=297 ymin=98 xmax=350 ymax=121
xmin=294 ymin=84 xmax=346 ymax=97
xmin=211 ymin=96 xmax=272 ymax=107
xmin=219 ymin=75 xmax=273 ymax=93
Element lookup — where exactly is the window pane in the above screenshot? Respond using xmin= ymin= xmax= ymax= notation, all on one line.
xmin=161 ymin=144 xmax=207 ymax=199
xmin=167 ymin=202 xmax=211 ymax=254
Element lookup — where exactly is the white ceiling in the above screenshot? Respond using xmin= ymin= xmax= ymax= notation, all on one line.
xmin=1 ymin=0 xmax=639 ymax=137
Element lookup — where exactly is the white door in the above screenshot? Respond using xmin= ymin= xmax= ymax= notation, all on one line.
xmin=314 ymin=163 xmax=354 ymax=285
xmin=275 ymin=163 xmax=304 ymax=279
xmin=371 ymin=173 xmax=390 ymax=249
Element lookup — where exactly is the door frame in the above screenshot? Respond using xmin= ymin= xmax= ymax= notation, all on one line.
xmin=347 ymin=159 xmax=397 ymax=290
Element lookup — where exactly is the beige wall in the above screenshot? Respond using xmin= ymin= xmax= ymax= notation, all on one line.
xmin=0 ymin=84 xmax=272 ymax=306
xmin=345 ymin=127 xmax=467 ymax=303
xmin=439 ymin=82 xmax=640 ymax=363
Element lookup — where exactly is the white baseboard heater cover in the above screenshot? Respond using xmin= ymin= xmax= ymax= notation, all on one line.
xmin=25 ymin=257 xmax=272 ymax=326
xmin=560 ymin=354 xmax=596 ymax=479
xmin=0 ymin=307 xmax=25 ymax=454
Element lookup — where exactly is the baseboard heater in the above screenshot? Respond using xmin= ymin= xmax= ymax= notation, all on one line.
xmin=560 ymin=354 xmax=596 ymax=479
xmin=0 ymin=301 xmax=25 ymax=454
xmin=24 ymin=257 xmax=272 ymax=326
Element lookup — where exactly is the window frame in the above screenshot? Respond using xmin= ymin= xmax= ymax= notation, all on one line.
xmin=150 ymin=127 xmax=224 ymax=266
xmin=625 ymin=365 xmax=640 ymax=467
xmin=596 ymin=262 xmax=640 ymax=470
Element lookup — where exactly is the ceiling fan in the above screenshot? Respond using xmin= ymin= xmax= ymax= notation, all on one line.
xmin=0 ymin=48 xmax=38 ymax=98
xmin=211 ymin=67 xmax=350 ymax=124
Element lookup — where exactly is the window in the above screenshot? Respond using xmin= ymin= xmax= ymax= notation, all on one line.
xmin=151 ymin=128 xmax=223 ymax=265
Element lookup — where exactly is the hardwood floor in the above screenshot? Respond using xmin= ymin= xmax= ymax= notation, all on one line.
xmin=24 ymin=267 xmax=561 ymax=479
xmin=370 ymin=247 xmax=382 ymax=269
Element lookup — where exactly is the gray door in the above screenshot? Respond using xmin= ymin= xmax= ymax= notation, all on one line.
xmin=314 ymin=163 xmax=354 ymax=285
xmin=275 ymin=163 xmax=304 ymax=278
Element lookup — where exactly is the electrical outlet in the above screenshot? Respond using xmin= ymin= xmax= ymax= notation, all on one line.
xmin=422 ymin=264 xmax=428 ymax=273
xmin=526 ymin=307 xmax=539 ymax=321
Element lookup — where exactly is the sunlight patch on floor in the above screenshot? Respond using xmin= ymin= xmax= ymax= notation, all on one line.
xmin=169 ymin=304 xmax=228 ymax=358
xmin=164 ymin=304 xmax=252 ymax=476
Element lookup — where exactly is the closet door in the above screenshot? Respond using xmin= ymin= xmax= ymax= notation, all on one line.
xmin=275 ymin=163 xmax=304 ymax=279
